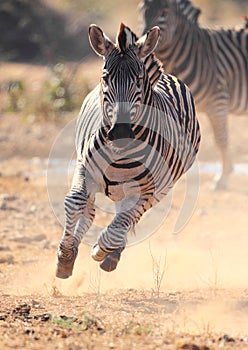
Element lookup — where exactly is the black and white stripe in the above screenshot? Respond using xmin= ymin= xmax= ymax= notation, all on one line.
xmin=140 ymin=0 xmax=248 ymax=189
xmin=56 ymin=23 xmax=200 ymax=278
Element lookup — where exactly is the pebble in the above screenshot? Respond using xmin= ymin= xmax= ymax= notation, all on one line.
xmin=0 ymin=194 xmax=17 ymax=201
xmin=219 ymin=334 xmax=235 ymax=343
xmin=0 ymin=194 xmax=18 ymax=210
xmin=219 ymin=334 xmax=235 ymax=347
xmin=0 ymin=254 xmax=14 ymax=264
xmin=28 ymin=205 xmax=36 ymax=213
xmin=0 ymin=200 xmax=7 ymax=210
xmin=0 ymin=246 xmax=10 ymax=252
xmin=241 ymin=336 xmax=248 ymax=343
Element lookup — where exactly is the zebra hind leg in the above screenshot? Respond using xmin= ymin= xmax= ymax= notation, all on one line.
xmin=207 ymin=111 xmax=233 ymax=190
xmin=214 ymin=147 xmax=233 ymax=190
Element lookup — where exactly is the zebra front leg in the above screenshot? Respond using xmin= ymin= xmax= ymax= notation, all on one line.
xmin=56 ymin=190 xmax=95 ymax=279
xmin=91 ymin=197 xmax=153 ymax=272
xmin=91 ymin=215 xmax=129 ymax=272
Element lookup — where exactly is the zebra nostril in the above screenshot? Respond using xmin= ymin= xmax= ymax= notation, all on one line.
xmin=108 ymin=123 xmax=134 ymax=142
xmin=108 ymin=129 xmax=114 ymax=141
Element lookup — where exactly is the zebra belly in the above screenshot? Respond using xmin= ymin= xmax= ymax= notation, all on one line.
xmin=104 ymin=182 xmax=140 ymax=202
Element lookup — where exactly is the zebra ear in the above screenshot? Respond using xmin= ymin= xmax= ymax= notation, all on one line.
xmin=89 ymin=24 xmax=114 ymax=57
xmin=136 ymin=26 xmax=160 ymax=59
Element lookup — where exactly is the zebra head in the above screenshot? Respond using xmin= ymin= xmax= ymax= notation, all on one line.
xmin=140 ymin=0 xmax=201 ymax=47
xmin=89 ymin=23 xmax=160 ymax=148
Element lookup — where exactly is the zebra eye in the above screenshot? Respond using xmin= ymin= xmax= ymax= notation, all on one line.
xmin=137 ymin=74 xmax=143 ymax=88
xmin=103 ymin=105 xmax=112 ymax=123
xmin=130 ymin=105 xmax=139 ymax=120
xmin=131 ymin=108 xmax=137 ymax=118
xmin=101 ymin=73 xmax=109 ymax=86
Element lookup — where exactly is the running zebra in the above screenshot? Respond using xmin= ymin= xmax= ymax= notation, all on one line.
xmin=56 ymin=23 xmax=200 ymax=278
xmin=140 ymin=0 xmax=248 ymax=189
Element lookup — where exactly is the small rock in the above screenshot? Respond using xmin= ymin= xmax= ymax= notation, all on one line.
xmin=31 ymin=300 xmax=44 ymax=309
xmin=0 ymin=194 xmax=17 ymax=201
xmin=0 ymin=254 xmax=14 ymax=264
xmin=13 ymin=304 xmax=31 ymax=317
xmin=241 ymin=336 xmax=248 ymax=343
xmin=34 ymin=314 xmax=51 ymax=322
xmin=0 ymin=194 xmax=18 ymax=210
xmin=180 ymin=345 xmax=210 ymax=350
xmin=0 ymin=246 xmax=10 ymax=252
xmin=0 ymin=200 xmax=7 ymax=210
xmin=180 ymin=344 xmax=200 ymax=350
xmin=28 ymin=205 xmax=36 ymax=213
xmin=219 ymin=334 xmax=235 ymax=343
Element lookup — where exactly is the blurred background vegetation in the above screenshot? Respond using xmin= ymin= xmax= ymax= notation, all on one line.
xmin=0 ymin=0 xmax=247 ymax=121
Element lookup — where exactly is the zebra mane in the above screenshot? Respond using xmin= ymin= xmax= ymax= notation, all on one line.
xmin=174 ymin=0 xmax=201 ymax=24
xmin=117 ymin=23 xmax=137 ymax=52
xmin=143 ymin=53 xmax=163 ymax=88
xmin=117 ymin=23 xmax=163 ymax=88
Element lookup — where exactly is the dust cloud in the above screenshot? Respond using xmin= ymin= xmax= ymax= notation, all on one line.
xmin=6 ymin=167 xmax=248 ymax=336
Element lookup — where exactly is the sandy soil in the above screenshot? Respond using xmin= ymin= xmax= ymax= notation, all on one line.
xmin=0 ymin=62 xmax=248 ymax=349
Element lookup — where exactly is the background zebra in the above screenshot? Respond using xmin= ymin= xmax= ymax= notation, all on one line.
xmin=56 ymin=23 xmax=200 ymax=278
xmin=140 ymin=0 xmax=248 ymax=189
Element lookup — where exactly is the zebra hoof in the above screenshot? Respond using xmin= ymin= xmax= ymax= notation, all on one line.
xmin=100 ymin=248 xmax=123 ymax=272
xmin=56 ymin=248 xmax=78 ymax=279
xmin=56 ymin=262 xmax=74 ymax=279
xmin=91 ymin=243 xmax=108 ymax=262
xmin=213 ymin=175 xmax=228 ymax=191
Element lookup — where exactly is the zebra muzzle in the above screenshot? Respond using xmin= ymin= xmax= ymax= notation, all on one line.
xmin=108 ymin=123 xmax=135 ymax=148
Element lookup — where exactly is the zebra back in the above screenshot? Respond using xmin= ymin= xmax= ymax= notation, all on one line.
xmin=140 ymin=0 xmax=248 ymax=114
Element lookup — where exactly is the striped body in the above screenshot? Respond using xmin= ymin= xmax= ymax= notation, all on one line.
xmin=56 ymin=23 xmax=200 ymax=278
xmin=140 ymin=0 xmax=248 ymax=188
xmin=76 ymin=74 xmax=199 ymax=203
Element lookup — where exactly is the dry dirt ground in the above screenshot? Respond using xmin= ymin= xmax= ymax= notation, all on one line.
xmin=0 ymin=63 xmax=248 ymax=349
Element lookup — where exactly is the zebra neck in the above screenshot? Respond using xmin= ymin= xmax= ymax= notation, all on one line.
xmin=158 ymin=19 xmax=202 ymax=72
xmin=143 ymin=53 xmax=163 ymax=89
